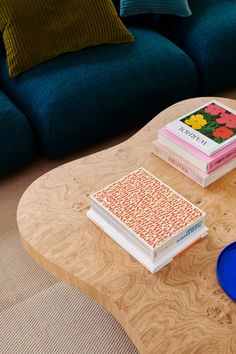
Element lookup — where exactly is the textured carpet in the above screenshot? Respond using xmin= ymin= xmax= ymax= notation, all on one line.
xmin=0 ymin=283 xmax=137 ymax=354
xmin=0 ymin=131 xmax=139 ymax=354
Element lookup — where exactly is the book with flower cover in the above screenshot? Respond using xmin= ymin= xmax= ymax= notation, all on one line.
xmin=152 ymin=140 xmax=236 ymax=187
xmin=166 ymin=100 xmax=236 ymax=156
xmin=158 ymin=127 xmax=236 ymax=173
xmin=87 ymin=168 xmax=207 ymax=270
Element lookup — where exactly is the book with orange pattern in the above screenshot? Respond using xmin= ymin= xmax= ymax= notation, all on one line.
xmin=87 ymin=168 xmax=207 ymax=273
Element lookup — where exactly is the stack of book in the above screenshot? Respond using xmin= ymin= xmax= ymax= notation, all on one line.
xmin=87 ymin=168 xmax=208 ymax=273
xmin=153 ymin=100 xmax=236 ymax=187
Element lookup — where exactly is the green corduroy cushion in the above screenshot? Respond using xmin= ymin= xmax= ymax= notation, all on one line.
xmin=0 ymin=0 xmax=133 ymax=77
xmin=120 ymin=0 xmax=192 ymax=17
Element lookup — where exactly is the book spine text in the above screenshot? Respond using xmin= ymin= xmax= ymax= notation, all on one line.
xmin=153 ymin=220 xmax=203 ymax=261
xmin=153 ymin=143 xmax=206 ymax=187
xmin=208 ymin=146 xmax=236 ymax=172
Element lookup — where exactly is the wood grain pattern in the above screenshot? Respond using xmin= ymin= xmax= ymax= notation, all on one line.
xmin=17 ymin=97 xmax=236 ymax=354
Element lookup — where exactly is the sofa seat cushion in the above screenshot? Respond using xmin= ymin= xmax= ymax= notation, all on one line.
xmin=0 ymin=90 xmax=35 ymax=177
xmin=157 ymin=0 xmax=236 ymax=94
xmin=120 ymin=0 xmax=192 ymax=18
xmin=0 ymin=28 xmax=198 ymax=158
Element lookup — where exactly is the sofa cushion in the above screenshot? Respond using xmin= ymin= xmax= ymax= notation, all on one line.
xmin=0 ymin=90 xmax=35 ymax=177
xmin=0 ymin=28 xmax=198 ymax=158
xmin=0 ymin=0 xmax=133 ymax=78
xmin=120 ymin=0 xmax=192 ymax=17
xmin=157 ymin=0 xmax=236 ymax=94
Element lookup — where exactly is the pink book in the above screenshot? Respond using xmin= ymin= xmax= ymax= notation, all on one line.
xmin=152 ymin=141 xmax=236 ymax=187
xmin=158 ymin=127 xmax=236 ymax=173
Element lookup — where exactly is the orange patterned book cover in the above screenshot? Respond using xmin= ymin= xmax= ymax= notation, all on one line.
xmin=91 ymin=168 xmax=206 ymax=251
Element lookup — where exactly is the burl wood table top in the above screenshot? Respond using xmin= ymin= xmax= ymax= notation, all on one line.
xmin=17 ymin=97 xmax=236 ymax=354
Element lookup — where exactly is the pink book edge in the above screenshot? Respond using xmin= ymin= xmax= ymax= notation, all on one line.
xmin=159 ymin=127 xmax=236 ymax=172
xmin=152 ymin=141 xmax=236 ymax=187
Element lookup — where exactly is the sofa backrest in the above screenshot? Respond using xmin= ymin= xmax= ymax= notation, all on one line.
xmin=112 ymin=0 xmax=120 ymax=11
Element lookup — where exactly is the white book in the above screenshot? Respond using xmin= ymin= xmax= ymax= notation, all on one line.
xmin=87 ymin=207 xmax=208 ymax=273
xmin=90 ymin=200 xmax=206 ymax=262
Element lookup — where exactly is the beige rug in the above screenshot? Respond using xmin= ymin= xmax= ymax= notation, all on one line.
xmin=0 ymin=283 xmax=137 ymax=354
xmin=0 ymin=131 xmax=139 ymax=354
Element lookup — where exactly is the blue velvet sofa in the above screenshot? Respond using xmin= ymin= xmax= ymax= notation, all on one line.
xmin=0 ymin=0 xmax=235 ymax=177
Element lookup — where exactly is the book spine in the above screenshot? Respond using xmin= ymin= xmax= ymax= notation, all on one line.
xmin=153 ymin=143 xmax=206 ymax=187
xmin=208 ymin=146 xmax=236 ymax=172
xmin=153 ymin=219 xmax=204 ymax=262
xmin=158 ymin=131 xmax=208 ymax=172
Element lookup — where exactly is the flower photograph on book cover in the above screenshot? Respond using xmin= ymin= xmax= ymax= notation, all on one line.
xmin=181 ymin=102 xmax=236 ymax=144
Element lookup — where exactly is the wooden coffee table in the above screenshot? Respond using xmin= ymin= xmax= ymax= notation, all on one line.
xmin=17 ymin=97 xmax=236 ymax=354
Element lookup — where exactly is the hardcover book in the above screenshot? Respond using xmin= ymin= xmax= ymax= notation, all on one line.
xmin=152 ymin=141 xmax=236 ymax=187
xmin=158 ymin=127 xmax=236 ymax=173
xmin=87 ymin=168 xmax=207 ymax=272
xmin=166 ymin=100 xmax=236 ymax=156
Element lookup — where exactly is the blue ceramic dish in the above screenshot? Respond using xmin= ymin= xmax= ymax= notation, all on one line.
xmin=216 ymin=242 xmax=236 ymax=301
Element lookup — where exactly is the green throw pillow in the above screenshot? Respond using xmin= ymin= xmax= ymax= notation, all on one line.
xmin=0 ymin=0 xmax=133 ymax=77
xmin=120 ymin=0 xmax=192 ymax=17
